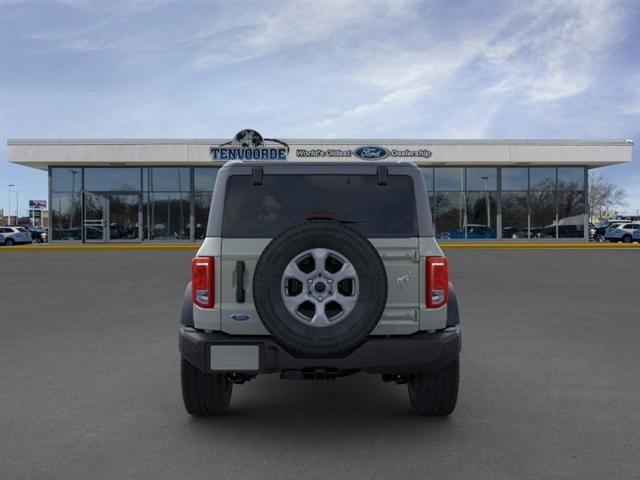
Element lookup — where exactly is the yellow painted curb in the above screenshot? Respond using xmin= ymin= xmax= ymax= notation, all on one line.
xmin=1 ymin=242 xmax=639 ymax=251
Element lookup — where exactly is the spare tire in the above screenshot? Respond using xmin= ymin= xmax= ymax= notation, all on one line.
xmin=253 ymin=221 xmax=387 ymax=357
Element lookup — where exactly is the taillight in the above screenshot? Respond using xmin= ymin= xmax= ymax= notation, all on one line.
xmin=426 ymin=256 xmax=448 ymax=308
xmin=192 ymin=256 xmax=214 ymax=308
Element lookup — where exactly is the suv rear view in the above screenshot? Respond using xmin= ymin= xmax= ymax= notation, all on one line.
xmin=180 ymin=161 xmax=461 ymax=416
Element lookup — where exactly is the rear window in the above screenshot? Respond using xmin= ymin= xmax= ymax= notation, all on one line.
xmin=222 ymin=174 xmax=418 ymax=237
xmin=17 ymin=227 xmax=28 ymax=232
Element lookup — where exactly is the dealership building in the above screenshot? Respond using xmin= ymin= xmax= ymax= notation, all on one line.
xmin=7 ymin=136 xmax=633 ymax=242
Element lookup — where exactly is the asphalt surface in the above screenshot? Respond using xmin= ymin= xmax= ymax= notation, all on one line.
xmin=1 ymin=249 xmax=639 ymax=479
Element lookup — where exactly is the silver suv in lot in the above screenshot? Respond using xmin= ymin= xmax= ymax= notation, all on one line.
xmin=0 ymin=226 xmax=32 ymax=246
xmin=605 ymin=222 xmax=640 ymax=243
xmin=179 ymin=161 xmax=461 ymax=416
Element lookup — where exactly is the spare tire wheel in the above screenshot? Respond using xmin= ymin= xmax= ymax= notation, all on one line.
xmin=253 ymin=221 xmax=387 ymax=357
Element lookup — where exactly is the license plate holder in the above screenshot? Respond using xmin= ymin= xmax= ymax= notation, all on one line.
xmin=210 ymin=345 xmax=260 ymax=372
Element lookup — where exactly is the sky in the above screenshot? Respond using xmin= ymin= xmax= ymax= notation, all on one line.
xmin=1 ymin=0 xmax=639 ymax=217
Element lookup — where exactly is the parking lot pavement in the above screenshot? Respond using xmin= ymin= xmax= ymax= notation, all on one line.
xmin=1 ymin=250 xmax=639 ymax=480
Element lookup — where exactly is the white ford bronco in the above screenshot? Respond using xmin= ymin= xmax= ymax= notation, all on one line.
xmin=180 ymin=156 xmax=461 ymax=416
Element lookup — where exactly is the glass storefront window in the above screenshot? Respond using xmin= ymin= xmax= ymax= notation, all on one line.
xmin=435 ymin=168 xmax=464 ymax=191
xmin=51 ymin=168 xmax=82 ymax=193
xmin=144 ymin=192 xmax=190 ymax=240
xmin=144 ymin=168 xmax=189 ymax=192
xmin=421 ymin=168 xmax=434 ymax=192
xmin=85 ymin=168 xmax=141 ymax=192
xmin=529 ymin=168 xmax=556 ymax=191
xmin=502 ymin=168 xmax=528 ymax=191
xmin=557 ymin=191 xmax=585 ymax=238
xmin=194 ymin=192 xmax=212 ymax=239
xmin=194 ymin=168 xmax=219 ymax=192
xmin=435 ymin=192 xmax=465 ymax=239
xmin=502 ymin=192 xmax=528 ymax=238
xmin=530 ymin=190 xmax=556 ymax=238
xmin=51 ymin=192 xmax=82 ymax=240
xmin=47 ymin=165 xmax=588 ymax=243
xmin=466 ymin=192 xmax=497 ymax=238
xmin=558 ymin=167 xmax=584 ymax=191
xmin=466 ymin=168 xmax=497 ymax=191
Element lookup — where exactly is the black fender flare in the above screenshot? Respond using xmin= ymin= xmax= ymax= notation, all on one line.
xmin=446 ymin=281 xmax=460 ymax=327
xmin=181 ymin=281 xmax=194 ymax=327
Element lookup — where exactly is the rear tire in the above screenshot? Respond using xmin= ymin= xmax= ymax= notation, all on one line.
xmin=408 ymin=357 xmax=459 ymax=416
xmin=181 ymin=357 xmax=232 ymax=416
xmin=622 ymin=235 xmax=632 ymax=243
xmin=5 ymin=238 xmax=14 ymax=246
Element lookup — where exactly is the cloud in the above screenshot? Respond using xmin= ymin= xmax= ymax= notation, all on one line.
xmin=483 ymin=0 xmax=622 ymax=102
xmin=303 ymin=0 xmax=629 ymax=138
xmin=189 ymin=1 xmax=411 ymax=71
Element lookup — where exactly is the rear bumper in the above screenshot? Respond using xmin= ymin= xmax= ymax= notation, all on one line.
xmin=179 ymin=326 xmax=461 ymax=375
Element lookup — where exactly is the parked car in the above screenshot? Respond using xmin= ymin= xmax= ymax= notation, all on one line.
xmin=180 ymin=155 xmax=461 ymax=417
xmin=605 ymin=223 xmax=640 ymax=243
xmin=0 ymin=226 xmax=33 ymax=245
xmin=441 ymin=224 xmax=496 ymax=239
xmin=590 ymin=220 xmax=626 ymax=242
xmin=502 ymin=227 xmax=528 ymax=239
xmin=20 ymin=225 xmax=48 ymax=244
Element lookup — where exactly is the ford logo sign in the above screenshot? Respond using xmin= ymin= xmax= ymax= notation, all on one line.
xmin=230 ymin=313 xmax=251 ymax=321
xmin=354 ymin=146 xmax=389 ymax=160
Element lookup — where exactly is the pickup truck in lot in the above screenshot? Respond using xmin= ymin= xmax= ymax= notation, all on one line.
xmin=179 ymin=157 xmax=461 ymax=417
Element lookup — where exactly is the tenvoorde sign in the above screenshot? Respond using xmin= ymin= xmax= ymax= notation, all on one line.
xmin=211 ymin=129 xmax=288 ymax=160
xmin=211 ymin=131 xmax=433 ymax=162
xmin=211 ymin=147 xmax=286 ymax=160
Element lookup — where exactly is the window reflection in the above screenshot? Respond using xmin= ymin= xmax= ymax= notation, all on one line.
xmin=435 ymin=168 xmax=464 ymax=191
xmin=502 ymin=192 xmax=528 ymax=238
xmin=530 ymin=190 xmax=556 ymax=238
xmin=144 ymin=168 xmax=189 ymax=192
xmin=195 ymin=192 xmax=212 ymax=239
xmin=51 ymin=193 xmax=82 ymax=240
xmin=466 ymin=192 xmax=497 ymax=238
xmin=557 ymin=167 xmax=584 ymax=191
xmin=85 ymin=168 xmax=141 ymax=191
xmin=435 ymin=192 xmax=465 ymax=239
xmin=194 ymin=168 xmax=219 ymax=192
xmin=466 ymin=168 xmax=497 ymax=191
xmin=529 ymin=168 xmax=556 ymax=191
xmin=421 ymin=168 xmax=434 ymax=192
xmin=51 ymin=168 xmax=82 ymax=193
xmin=502 ymin=168 xmax=528 ymax=191
xmin=557 ymin=191 xmax=584 ymax=238
xmin=145 ymin=193 xmax=190 ymax=240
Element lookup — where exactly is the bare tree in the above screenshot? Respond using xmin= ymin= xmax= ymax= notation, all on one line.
xmin=589 ymin=172 xmax=627 ymax=221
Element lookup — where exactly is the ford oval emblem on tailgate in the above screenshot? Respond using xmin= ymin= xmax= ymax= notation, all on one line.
xmin=354 ymin=146 xmax=389 ymax=160
xmin=231 ymin=313 xmax=251 ymax=321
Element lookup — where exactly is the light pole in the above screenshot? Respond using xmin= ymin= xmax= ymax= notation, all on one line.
xmin=8 ymin=184 xmax=15 ymax=225
xmin=15 ymin=190 xmax=27 ymax=224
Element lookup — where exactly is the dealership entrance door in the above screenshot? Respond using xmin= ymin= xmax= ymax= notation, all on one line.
xmin=83 ymin=192 xmax=142 ymax=242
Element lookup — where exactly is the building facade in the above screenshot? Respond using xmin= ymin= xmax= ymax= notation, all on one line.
xmin=7 ymin=137 xmax=633 ymax=242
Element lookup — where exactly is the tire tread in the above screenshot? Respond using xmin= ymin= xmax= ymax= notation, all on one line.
xmin=408 ymin=357 xmax=459 ymax=416
xmin=181 ymin=357 xmax=232 ymax=416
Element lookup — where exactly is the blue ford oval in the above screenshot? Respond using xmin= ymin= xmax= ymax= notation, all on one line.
xmin=354 ymin=146 xmax=389 ymax=160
